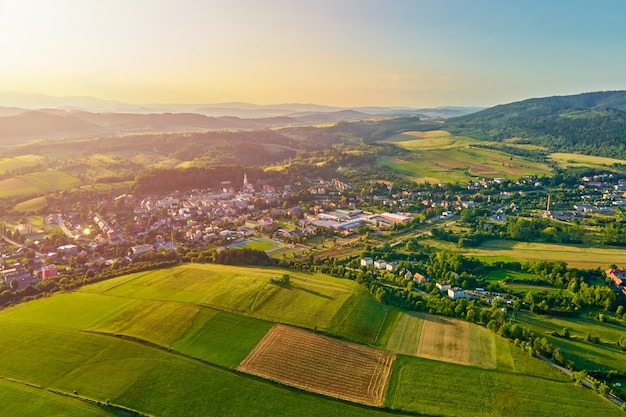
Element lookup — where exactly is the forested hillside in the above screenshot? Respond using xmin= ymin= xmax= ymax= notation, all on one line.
xmin=445 ymin=91 xmax=626 ymax=159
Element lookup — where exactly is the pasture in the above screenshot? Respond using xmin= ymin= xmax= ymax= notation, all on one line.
xmin=238 ymin=324 xmax=395 ymax=406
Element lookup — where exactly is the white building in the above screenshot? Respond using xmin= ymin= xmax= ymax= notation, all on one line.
xmin=374 ymin=260 xmax=387 ymax=270
xmin=448 ymin=287 xmax=465 ymax=300
xmin=360 ymin=257 xmax=373 ymax=267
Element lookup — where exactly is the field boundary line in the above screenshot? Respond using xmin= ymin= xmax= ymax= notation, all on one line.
xmin=0 ymin=374 xmax=153 ymax=416
xmin=80 ymin=329 xmax=428 ymax=415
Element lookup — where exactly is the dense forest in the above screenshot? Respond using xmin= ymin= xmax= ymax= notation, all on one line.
xmin=446 ymin=91 xmax=626 ymax=159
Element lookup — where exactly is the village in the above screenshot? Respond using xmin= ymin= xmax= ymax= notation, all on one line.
xmin=1 ymin=170 xmax=625 ymax=296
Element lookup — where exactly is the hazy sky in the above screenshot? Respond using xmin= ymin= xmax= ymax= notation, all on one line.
xmin=2 ymin=0 xmax=626 ymax=107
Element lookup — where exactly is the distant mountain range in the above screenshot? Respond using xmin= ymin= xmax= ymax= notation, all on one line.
xmin=445 ymin=90 xmax=626 ymax=159
xmin=0 ymin=92 xmax=483 ymax=145
xmin=0 ymin=91 xmax=482 ymax=119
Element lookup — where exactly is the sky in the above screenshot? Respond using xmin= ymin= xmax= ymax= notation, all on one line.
xmin=1 ymin=0 xmax=626 ymax=108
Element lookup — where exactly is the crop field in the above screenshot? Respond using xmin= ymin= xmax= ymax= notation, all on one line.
xmin=380 ymin=130 xmax=463 ymax=149
xmin=0 ymin=321 xmax=392 ymax=417
xmin=0 ymin=177 xmax=39 ymax=198
xmin=0 ymin=155 xmax=46 ymax=174
xmin=385 ymin=313 xmax=496 ymax=368
xmin=11 ymin=196 xmax=47 ymax=213
xmin=385 ymin=311 xmax=424 ymax=355
xmin=82 ymin=264 xmax=373 ymax=338
xmin=238 ymin=324 xmax=395 ymax=406
xmin=381 ymin=139 xmax=551 ymax=184
xmin=328 ymin=291 xmax=397 ymax=345
xmin=549 ymin=152 xmax=626 ymax=171
xmin=0 ymin=378 xmax=115 ymax=417
xmin=172 ymin=309 xmax=273 ymax=367
xmin=96 ymin=300 xmax=200 ymax=345
xmin=487 ymin=269 xmax=540 ymax=282
xmin=486 ymin=270 xmax=568 ymax=295
xmin=21 ymin=170 xmax=81 ymax=191
xmin=0 ymin=262 xmax=622 ymax=416
xmin=386 ymin=355 xmax=624 ymax=417
xmin=426 ymin=238 xmax=626 ymax=269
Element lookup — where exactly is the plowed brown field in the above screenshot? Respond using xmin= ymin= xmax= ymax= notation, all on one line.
xmin=238 ymin=324 xmax=395 ymax=406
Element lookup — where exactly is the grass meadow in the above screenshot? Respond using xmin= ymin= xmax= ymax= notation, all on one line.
xmin=0 ymin=263 xmax=622 ymax=416
xmin=386 ymin=354 xmax=623 ymax=417
xmin=379 ymin=130 xmax=551 ymax=184
xmin=0 ymin=378 xmax=117 ymax=417
xmin=81 ymin=264 xmax=381 ymax=341
xmin=549 ymin=152 xmax=626 ymax=171
xmin=514 ymin=311 xmax=626 ymax=373
xmin=425 ymin=238 xmax=626 ymax=269
xmin=0 ymin=155 xmax=46 ymax=174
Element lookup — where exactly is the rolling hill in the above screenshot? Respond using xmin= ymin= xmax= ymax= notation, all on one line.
xmin=445 ymin=90 xmax=626 ymax=159
xmin=0 ymin=263 xmax=622 ymax=417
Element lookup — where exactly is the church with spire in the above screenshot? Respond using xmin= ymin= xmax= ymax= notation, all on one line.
xmin=243 ymin=172 xmax=254 ymax=192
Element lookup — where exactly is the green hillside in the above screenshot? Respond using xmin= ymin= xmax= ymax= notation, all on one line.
xmin=0 ymin=263 xmax=622 ymax=417
xmin=445 ymin=90 xmax=626 ymax=159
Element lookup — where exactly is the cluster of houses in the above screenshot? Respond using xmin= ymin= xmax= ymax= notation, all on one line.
xmin=606 ymin=268 xmax=626 ymax=296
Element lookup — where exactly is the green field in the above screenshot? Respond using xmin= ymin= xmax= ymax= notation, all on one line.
xmin=386 ymin=354 xmax=622 ymax=417
xmin=81 ymin=264 xmax=373 ymax=340
xmin=0 ymin=169 xmax=81 ymax=199
xmin=385 ymin=312 xmax=497 ymax=368
xmin=426 ymin=238 xmax=626 ymax=269
xmin=515 ymin=311 xmax=626 ymax=373
xmin=0 ymin=263 xmax=622 ymax=416
xmin=238 ymin=237 xmax=280 ymax=251
xmin=550 ymin=152 xmax=626 ymax=171
xmin=0 ymin=155 xmax=46 ymax=175
xmin=486 ymin=270 xmax=569 ymax=295
xmin=380 ymin=131 xmax=552 ymax=184
xmin=0 ymin=378 xmax=118 ymax=417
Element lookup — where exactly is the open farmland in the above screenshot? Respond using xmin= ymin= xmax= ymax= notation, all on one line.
xmin=385 ymin=312 xmax=496 ymax=368
xmin=0 ymin=154 xmax=46 ymax=174
xmin=238 ymin=324 xmax=395 ymax=406
xmin=549 ymin=152 xmax=626 ymax=171
xmin=515 ymin=311 xmax=626 ymax=373
xmin=380 ymin=130 xmax=551 ymax=184
xmin=0 ymin=263 xmax=622 ymax=415
xmin=83 ymin=264 xmax=377 ymax=340
xmin=425 ymin=238 xmax=626 ymax=269
xmin=386 ymin=354 xmax=624 ymax=417
xmin=0 ymin=378 xmax=116 ymax=417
